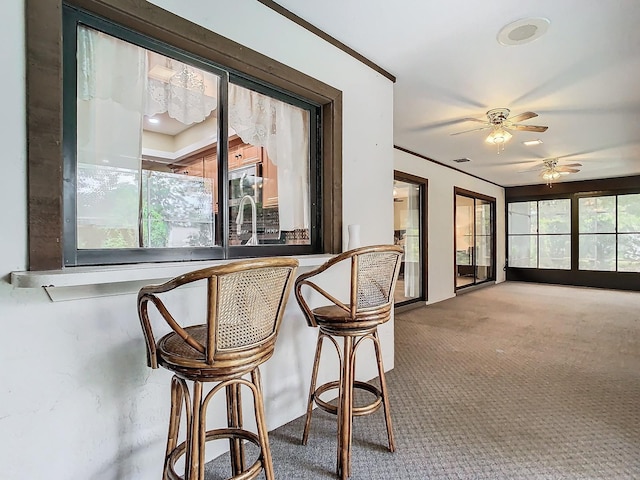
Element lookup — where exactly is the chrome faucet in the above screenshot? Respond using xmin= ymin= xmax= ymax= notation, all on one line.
xmin=236 ymin=195 xmax=258 ymax=245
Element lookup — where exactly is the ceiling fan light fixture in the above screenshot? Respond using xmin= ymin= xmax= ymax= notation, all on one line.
xmin=485 ymin=128 xmax=512 ymax=153
xmin=542 ymin=170 xmax=561 ymax=181
xmin=485 ymin=128 xmax=512 ymax=144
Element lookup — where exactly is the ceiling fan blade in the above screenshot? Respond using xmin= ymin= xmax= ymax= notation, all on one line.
xmin=508 ymin=111 xmax=538 ymax=123
xmin=461 ymin=117 xmax=490 ymax=124
xmin=508 ymin=124 xmax=548 ymax=132
xmin=450 ymin=126 xmax=492 ymax=136
xmin=518 ymin=166 xmax=543 ymax=173
xmin=557 ymin=168 xmax=581 ymax=173
xmin=561 ymin=162 xmax=583 ymax=167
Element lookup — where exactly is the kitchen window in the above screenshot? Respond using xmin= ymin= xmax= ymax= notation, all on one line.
xmin=63 ymin=7 xmax=320 ymax=266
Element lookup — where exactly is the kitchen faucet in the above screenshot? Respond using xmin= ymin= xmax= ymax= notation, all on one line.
xmin=236 ymin=194 xmax=258 ymax=245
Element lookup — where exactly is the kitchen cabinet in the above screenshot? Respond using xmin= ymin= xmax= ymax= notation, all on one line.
xmin=172 ymin=157 xmax=204 ymax=177
xmin=204 ymin=153 xmax=218 ymax=213
xmin=229 ymin=139 xmax=261 ymax=169
xmin=261 ymin=152 xmax=278 ymax=208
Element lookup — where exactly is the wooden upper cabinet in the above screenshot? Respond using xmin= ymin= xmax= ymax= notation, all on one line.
xmin=204 ymin=152 xmax=217 ymax=179
xmin=229 ymin=139 xmax=261 ymax=168
xmin=262 ymin=151 xmax=278 ymax=208
xmin=238 ymin=145 xmax=260 ymax=165
xmin=204 ymin=152 xmax=218 ymax=213
xmin=173 ymin=156 xmax=204 ymax=176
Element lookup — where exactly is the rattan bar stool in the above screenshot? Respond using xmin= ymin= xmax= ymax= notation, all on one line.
xmin=294 ymin=245 xmax=403 ymax=479
xmin=137 ymin=258 xmax=298 ymax=480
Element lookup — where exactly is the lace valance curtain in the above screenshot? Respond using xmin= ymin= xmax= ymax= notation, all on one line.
xmin=228 ymin=84 xmax=310 ymax=231
xmin=145 ymin=51 xmax=218 ymax=125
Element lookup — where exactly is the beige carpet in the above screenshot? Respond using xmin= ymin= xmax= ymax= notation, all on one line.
xmin=207 ymin=281 xmax=640 ymax=479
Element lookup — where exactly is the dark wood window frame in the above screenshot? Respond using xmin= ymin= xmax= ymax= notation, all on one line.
xmin=26 ymin=0 xmax=343 ymax=270
xmin=393 ymin=170 xmax=428 ymax=305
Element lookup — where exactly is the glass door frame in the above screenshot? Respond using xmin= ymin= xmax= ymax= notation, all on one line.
xmin=454 ymin=187 xmax=496 ymax=291
xmin=394 ymin=171 xmax=428 ymax=307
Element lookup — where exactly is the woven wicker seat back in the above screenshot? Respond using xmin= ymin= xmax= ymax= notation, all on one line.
xmin=216 ymin=266 xmax=292 ymax=350
xmin=356 ymin=251 xmax=400 ymax=310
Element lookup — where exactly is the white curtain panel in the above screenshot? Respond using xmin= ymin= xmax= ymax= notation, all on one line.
xmin=228 ymin=84 xmax=310 ymax=231
xmin=76 ymin=26 xmax=146 ymax=246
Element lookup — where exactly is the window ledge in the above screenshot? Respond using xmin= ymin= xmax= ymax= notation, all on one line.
xmin=10 ymin=254 xmax=334 ymax=302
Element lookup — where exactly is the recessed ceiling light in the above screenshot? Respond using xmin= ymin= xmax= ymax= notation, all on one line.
xmin=148 ymin=117 xmax=160 ymax=124
xmin=498 ymin=18 xmax=550 ymax=46
xmin=523 ymin=139 xmax=543 ymax=146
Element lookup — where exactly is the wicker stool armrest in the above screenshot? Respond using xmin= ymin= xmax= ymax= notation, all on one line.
xmin=295 ymin=277 xmax=350 ymax=327
xmin=138 ymin=281 xmax=206 ymax=368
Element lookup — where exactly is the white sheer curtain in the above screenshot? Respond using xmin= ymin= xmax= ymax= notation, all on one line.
xmin=77 ymin=26 xmax=146 ymax=169
xmin=76 ymin=26 xmax=147 ymax=247
xmin=228 ymin=84 xmax=310 ymax=231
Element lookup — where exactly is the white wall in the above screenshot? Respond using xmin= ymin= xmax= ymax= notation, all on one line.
xmin=394 ymin=148 xmax=506 ymax=305
xmin=0 ymin=1 xmax=394 ymax=479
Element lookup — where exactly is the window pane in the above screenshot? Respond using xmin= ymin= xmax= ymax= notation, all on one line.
xmin=77 ymin=26 xmax=220 ymax=249
xmin=509 ymin=235 xmax=537 ymax=268
xmin=539 ymin=235 xmax=571 ymax=269
xmin=456 ymin=195 xmax=474 ymax=265
xmin=618 ymin=234 xmax=640 ymax=272
xmin=141 ymin=171 xmax=213 ymax=247
xmin=475 ymin=200 xmax=492 ymax=281
xmin=579 ymin=234 xmax=616 ymax=271
xmin=77 ymin=164 xmax=139 ymax=248
xmin=579 ymin=196 xmax=616 ymax=233
xmin=618 ymin=193 xmax=640 ymax=233
xmin=476 ymin=199 xmax=492 ymax=236
xmin=508 ymin=201 xmax=537 ymax=234
xmin=539 ymin=199 xmax=570 ymax=234
xmin=475 ymin=234 xmax=492 ymax=280
xmin=228 ymin=83 xmax=310 ymax=246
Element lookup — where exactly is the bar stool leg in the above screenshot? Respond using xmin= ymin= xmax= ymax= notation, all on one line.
xmin=226 ymin=383 xmax=246 ymax=476
xmin=337 ymin=335 xmax=354 ymax=480
xmin=185 ymin=381 xmax=203 ymax=480
xmin=373 ymin=329 xmax=395 ymax=452
xmin=302 ymin=331 xmax=325 ymax=445
xmin=251 ymin=368 xmax=275 ymax=480
xmin=164 ymin=376 xmax=185 ymax=479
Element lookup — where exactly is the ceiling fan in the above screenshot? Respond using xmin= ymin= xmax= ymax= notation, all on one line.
xmin=451 ymin=108 xmax=548 ymax=153
xmin=520 ymin=158 xmax=582 ymax=186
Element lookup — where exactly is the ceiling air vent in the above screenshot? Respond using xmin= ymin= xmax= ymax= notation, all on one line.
xmin=453 ymin=158 xmax=471 ymax=163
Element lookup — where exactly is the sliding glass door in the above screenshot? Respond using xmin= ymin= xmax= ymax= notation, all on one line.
xmin=455 ymin=188 xmax=495 ymax=290
xmin=393 ymin=172 xmax=427 ymax=306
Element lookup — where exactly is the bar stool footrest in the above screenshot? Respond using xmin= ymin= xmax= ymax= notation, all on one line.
xmin=165 ymin=428 xmax=264 ymax=480
xmin=314 ymin=380 xmax=383 ymax=416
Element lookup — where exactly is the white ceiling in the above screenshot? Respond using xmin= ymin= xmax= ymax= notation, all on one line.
xmin=272 ymin=0 xmax=640 ymax=187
